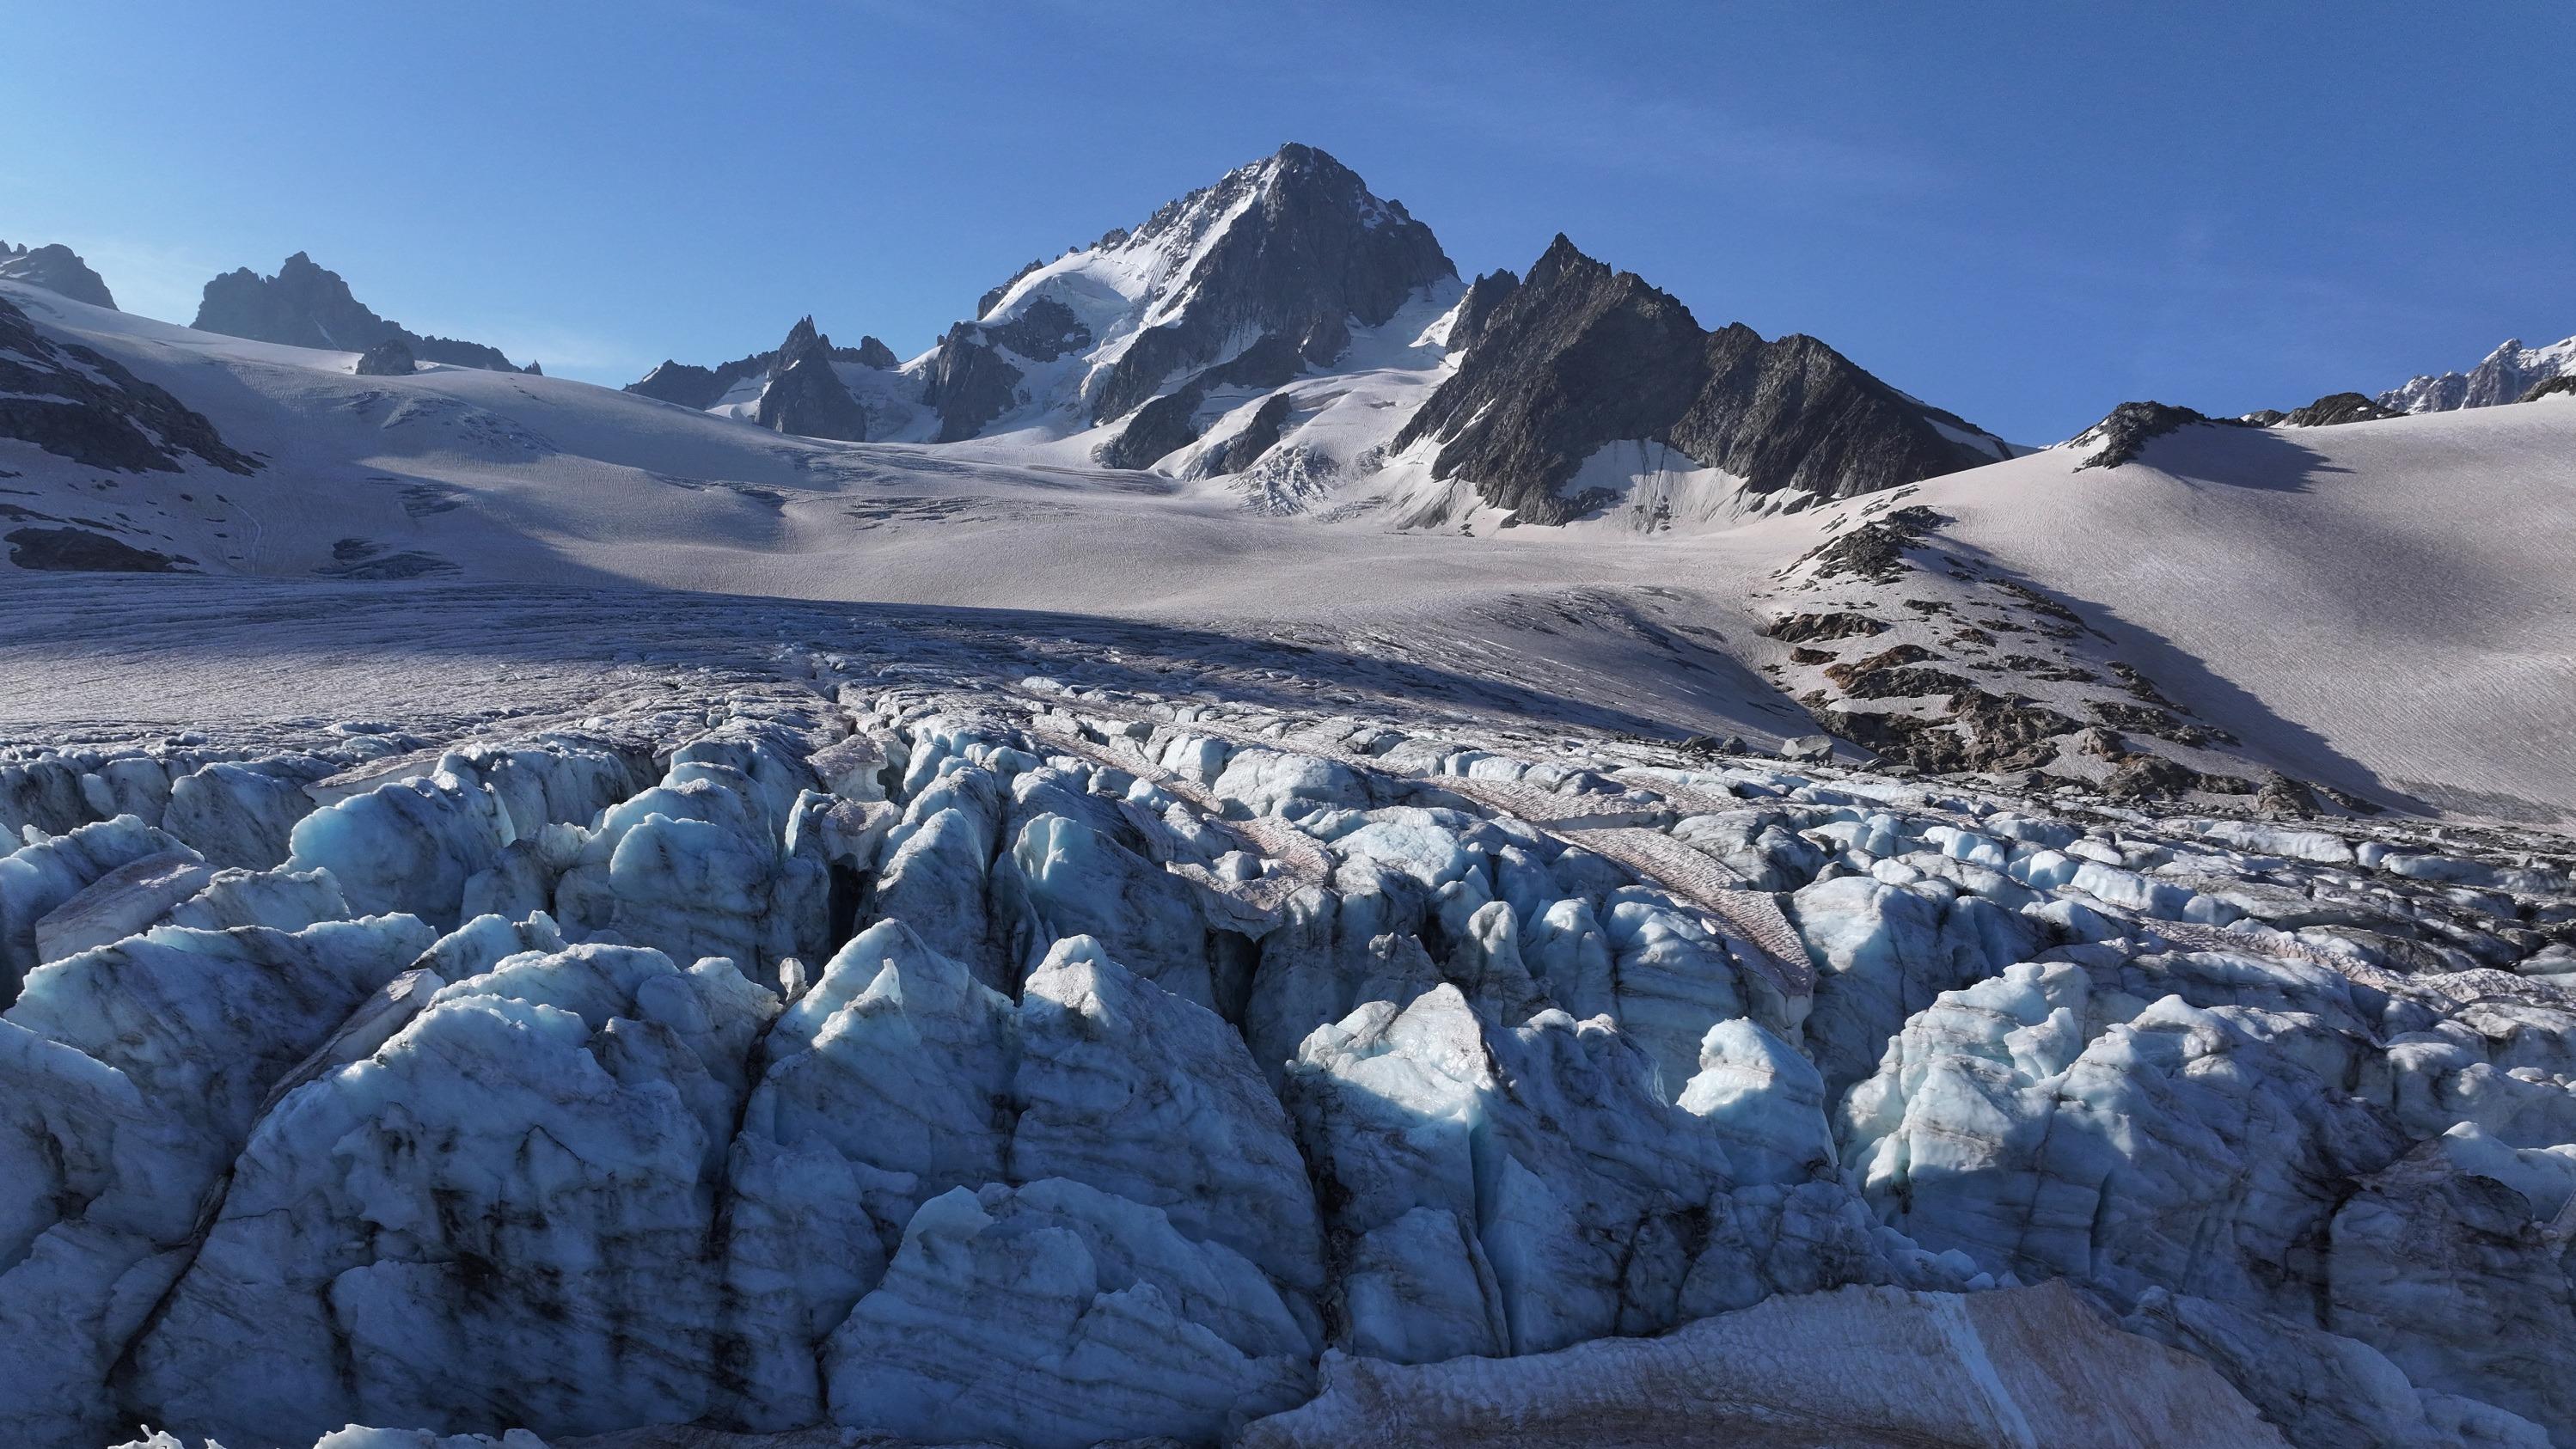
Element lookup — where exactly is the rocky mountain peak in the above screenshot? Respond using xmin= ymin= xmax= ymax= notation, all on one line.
xmin=2378 ymin=333 xmax=2576 ymax=413
xmin=193 ymin=253 xmax=532 ymax=374
xmin=1395 ymin=235 xmax=2010 ymax=524
xmin=754 ymin=315 xmax=869 ymax=443
xmin=0 ymin=241 xmax=118 ymax=310
xmin=951 ymin=143 xmax=1455 ymax=448
xmin=780 ymin=315 xmax=826 ymax=361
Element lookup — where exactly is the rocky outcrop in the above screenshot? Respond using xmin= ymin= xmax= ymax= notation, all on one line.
xmin=2381 ymin=335 xmax=2576 ymax=413
xmin=919 ymin=297 xmax=1098 ymax=441
xmin=0 ymin=293 xmax=259 ymax=474
xmin=192 ymin=253 xmax=532 ymax=373
xmin=2524 ymin=372 xmax=2576 ymax=403
xmin=1393 ymin=236 xmax=2011 ymax=524
xmin=2278 ymin=391 xmax=2400 ymax=427
xmin=0 ymin=242 xmax=117 ymax=309
xmin=752 ymin=317 xmax=870 ymax=443
xmin=352 ymin=339 xmax=416 ymax=376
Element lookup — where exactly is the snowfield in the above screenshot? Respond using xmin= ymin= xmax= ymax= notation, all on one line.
xmin=5 ymin=260 xmax=2576 ymax=1449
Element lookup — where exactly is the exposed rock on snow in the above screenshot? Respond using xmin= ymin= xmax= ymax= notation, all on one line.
xmin=2277 ymin=390 xmax=2401 ymax=427
xmin=0 ymin=292 xmax=258 ymax=475
xmin=354 ymin=338 xmax=418 ymax=376
xmin=2070 ymin=399 xmax=2249 ymax=469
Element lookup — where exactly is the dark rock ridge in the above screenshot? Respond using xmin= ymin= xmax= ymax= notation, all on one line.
xmin=1393 ymin=236 xmax=2012 ymax=525
xmin=2523 ymin=373 xmax=2576 ymax=403
xmin=0 ymin=241 xmax=118 ymax=309
xmin=192 ymin=252 xmax=533 ymax=373
xmin=627 ymin=329 xmax=897 ymax=411
xmin=352 ymin=339 xmax=416 ymax=376
xmin=0 ymin=293 xmax=259 ymax=474
xmin=2071 ymin=400 xmax=2249 ymax=471
xmin=753 ymin=317 xmax=872 ymax=443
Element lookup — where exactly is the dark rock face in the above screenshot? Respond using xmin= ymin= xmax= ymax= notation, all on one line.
xmin=352 ymin=339 xmax=416 ymax=376
xmin=2279 ymin=392 xmax=2399 ymax=427
xmin=2071 ymin=400 xmax=2249 ymax=470
xmin=1197 ymin=394 xmax=1294 ymax=476
xmin=192 ymin=253 xmax=532 ymax=373
xmin=753 ymin=317 xmax=871 ymax=443
xmin=920 ymin=324 xmax=1027 ymax=443
xmin=853 ymin=334 xmax=900 ymax=370
xmin=0 ymin=294 xmax=259 ymax=474
xmin=2523 ymin=373 xmax=2576 ymax=403
xmin=1447 ymin=269 xmax=1520 ymax=352
xmin=1083 ymin=143 xmax=1453 ymax=426
xmin=0 ymin=242 xmax=118 ymax=310
xmin=1394 ymin=236 xmax=2007 ymax=525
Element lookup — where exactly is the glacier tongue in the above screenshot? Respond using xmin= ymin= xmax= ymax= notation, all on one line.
xmin=4 ymin=650 xmax=2573 ymax=1448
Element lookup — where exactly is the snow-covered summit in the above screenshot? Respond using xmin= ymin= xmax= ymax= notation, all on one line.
xmin=2379 ymin=333 xmax=2576 ymax=413
xmin=920 ymin=142 xmax=1456 ymax=461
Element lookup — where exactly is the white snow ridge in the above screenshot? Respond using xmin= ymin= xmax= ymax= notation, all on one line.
xmin=3 ymin=139 xmax=2576 ymax=1449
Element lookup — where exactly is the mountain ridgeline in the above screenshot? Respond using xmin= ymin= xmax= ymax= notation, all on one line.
xmin=621 ymin=143 xmax=2022 ymax=523
xmin=1392 ymin=237 xmax=2014 ymax=524
xmin=192 ymin=252 xmax=537 ymax=375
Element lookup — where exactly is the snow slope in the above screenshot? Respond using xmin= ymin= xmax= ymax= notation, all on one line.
xmin=1878 ymin=401 xmax=2576 ymax=822
xmin=6 ymin=279 xmax=2575 ymax=825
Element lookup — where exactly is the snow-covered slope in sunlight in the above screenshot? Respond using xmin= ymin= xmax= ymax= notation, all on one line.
xmin=1796 ymin=397 xmax=2576 ymax=822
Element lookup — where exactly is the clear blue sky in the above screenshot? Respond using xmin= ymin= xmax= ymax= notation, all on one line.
xmin=7 ymin=1 xmax=2568 ymax=441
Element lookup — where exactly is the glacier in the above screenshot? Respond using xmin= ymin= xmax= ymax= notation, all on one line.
xmin=0 ymin=635 xmax=2562 ymax=1449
